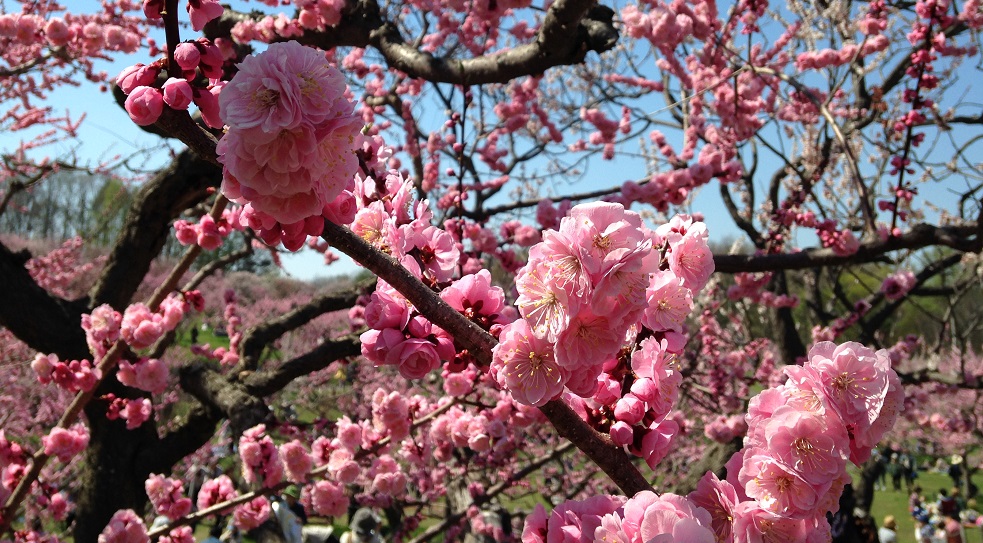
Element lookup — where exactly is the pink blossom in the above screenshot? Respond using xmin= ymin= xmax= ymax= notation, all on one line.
xmin=219 ymin=41 xmax=348 ymax=132
xmin=311 ymin=480 xmax=348 ymax=517
xmin=98 ymin=509 xmax=149 ymax=543
xmin=43 ymin=424 xmax=89 ymax=463
xmin=116 ymin=358 xmax=168 ymax=394
xmin=124 ymin=86 xmax=163 ymax=126
xmin=643 ymin=271 xmax=693 ymax=333
xmin=280 ymin=440 xmax=313 ymax=483
xmin=666 ymin=223 xmax=714 ymax=292
xmin=554 ymin=310 xmax=622 ymax=369
xmin=162 ymin=78 xmax=193 ymax=110
xmin=145 ymin=474 xmax=193 ymax=520
xmin=196 ymin=475 xmax=237 ymax=513
xmin=233 ymin=496 xmax=271 ymax=531
xmin=173 ymin=42 xmax=201 ymax=71
xmin=116 ymin=64 xmax=158 ymax=94
xmin=880 ymin=270 xmax=916 ymax=301
xmin=158 ymin=526 xmax=194 ymax=543
xmin=121 ymin=398 xmax=152 ymax=429
xmin=492 ymin=319 xmax=568 ymax=407
xmin=546 ymin=494 xmax=627 ymax=543
xmin=688 ymin=472 xmax=740 ymax=543
xmin=740 ymin=451 xmax=818 ymax=518
xmin=187 ymin=0 xmax=224 ymax=31
xmin=730 ymin=501 xmax=809 ymax=543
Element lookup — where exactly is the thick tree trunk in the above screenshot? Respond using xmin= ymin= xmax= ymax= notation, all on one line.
xmin=74 ymin=398 xmax=162 ymax=543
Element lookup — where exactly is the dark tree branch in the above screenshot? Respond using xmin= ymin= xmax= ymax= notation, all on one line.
xmin=179 ymin=363 xmax=272 ymax=436
xmin=243 ymin=334 xmax=362 ymax=396
xmin=88 ymin=150 xmax=221 ymax=309
xmin=0 ymin=241 xmax=90 ymax=360
xmin=237 ymin=282 xmax=367 ymax=371
xmin=714 ymin=223 xmax=980 ymax=273
xmin=211 ymin=0 xmax=618 ymax=86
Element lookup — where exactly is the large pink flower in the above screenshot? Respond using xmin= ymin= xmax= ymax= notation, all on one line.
xmin=492 ymin=320 xmax=568 ymax=407
xmin=220 ymin=41 xmax=347 ymax=132
xmin=643 ymin=271 xmax=693 ymax=333
xmin=740 ymin=451 xmax=818 ymax=519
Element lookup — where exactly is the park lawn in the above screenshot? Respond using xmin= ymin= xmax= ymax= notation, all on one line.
xmin=868 ymin=470 xmax=983 ymax=543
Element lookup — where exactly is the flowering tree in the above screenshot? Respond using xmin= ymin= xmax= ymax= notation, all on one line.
xmin=1 ymin=0 xmax=982 ymax=542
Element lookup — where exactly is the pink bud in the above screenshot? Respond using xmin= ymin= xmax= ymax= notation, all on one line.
xmin=173 ymin=42 xmax=201 ymax=71
xmin=610 ymin=421 xmax=634 ymax=447
xmin=124 ymin=86 xmax=163 ymax=126
xmin=614 ymin=394 xmax=645 ymax=425
xmin=162 ymin=78 xmax=193 ymax=110
xmin=630 ymin=378 xmax=658 ymax=403
xmin=116 ymin=64 xmax=158 ymax=94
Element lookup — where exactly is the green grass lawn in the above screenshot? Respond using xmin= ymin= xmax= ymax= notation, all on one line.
xmin=869 ymin=470 xmax=983 ymax=543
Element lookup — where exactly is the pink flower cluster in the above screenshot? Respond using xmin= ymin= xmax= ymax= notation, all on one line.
xmin=145 ymin=473 xmax=193 ymax=521
xmin=98 ymin=509 xmax=149 ymax=543
xmin=173 ymin=208 xmax=245 ymax=251
xmin=703 ymin=414 xmax=748 ymax=444
xmin=726 ymin=272 xmax=799 ymax=308
xmin=116 ymin=357 xmax=169 ymax=394
xmin=32 ymin=353 xmax=101 ymax=393
xmin=880 ymin=270 xmax=917 ymax=301
xmin=233 ymin=496 xmax=271 ymax=531
xmin=42 ymin=424 xmax=89 ymax=463
xmin=490 ymin=204 xmax=713 ymax=408
xmin=104 ymin=395 xmax=154 ymax=429
xmin=527 ymin=340 xmax=903 ymax=543
xmin=120 ymin=294 xmax=189 ymax=350
xmin=239 ymin=424 xmax=283 ymax=488
xmin=311 ymin=480 xmax=348 ymax=517
xmin=196 ymin=474 xmax=237 ymax=513
xmin=82 ymin=304 xmax=123 ymax=360
xmin=279 ymin=439 xmax=314 ymax=483
xmin=117 ymin=38 xmax=225 ymax=127
xmin=217 ymin=40 xmax=362 ymax=226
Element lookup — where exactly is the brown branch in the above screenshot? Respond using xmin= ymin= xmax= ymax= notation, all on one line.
xmin=212 ymin=0 xmax=618 ymax=86
xmin=320 ymin=220 xmax=498 ymax=364
xmin=713 ymin=222 xmax=980 ymax=273
xmin=242 ymin=334 xmax=362 ymax=396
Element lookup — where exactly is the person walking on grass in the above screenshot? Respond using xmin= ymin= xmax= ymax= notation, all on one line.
xmin=878 ymin=515 xmax=898 ymax=543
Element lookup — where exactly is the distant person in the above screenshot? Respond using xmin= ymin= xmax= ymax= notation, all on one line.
xmin=283 ymin=486 xmax=308 ymax=525
xmin=944 ymin=512 xmax=964 ymax=543
xmin=878 ymin=515 xmax=898 ymax=543
xmin=948 ymin=455 xmax=964 ymax=487
xmin=888 ymin=454 xmax=903 ymax=491
xmin=911 ymin=485 xmax=924 ymax=513
xmin=340 ymin=509 xmax=384 ymax=543
xmin=940 ymin=489 xmax=958 ymax=517
xmin=273 ymin=487 xmax=304 ymax=543
xmin=901 ymin=450 xmax=918 ymax=492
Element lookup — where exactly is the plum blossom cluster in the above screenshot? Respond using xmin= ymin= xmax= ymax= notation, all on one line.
xmin=116 ymin=38 xmax=225 ymax=127
xmin=120 ymin=292 xmax=194 ymax=350
xmin=217 ymin=40 xmax=363 ymax=233
xmin=173 ymin=207 xmax=245 ymax=251
xmin=102 ymin=394 xmax=153 ymax=429
xmin=726 ymin=272 xmax=799 ymax=309
xmin=31 ymin=353 xmax=101 ymax=393
xmin=42 ymin=424 xmax=89 ymax=463
xmin=99 ymin=508 xmax=149 ymax=543
xmin=880 ymin=269 xmax=917 ymax=301
xmin=25 ymin=237 xmax=96 ymax=298
xmin=145 ymin=474 xmax=193 ymax=521
xmin=239 ymin=424 xmax=283 ymax=489
xmin=526 ymin=340 xmax=903 ymax=543
xmin=491 ymin=204 xmax=712 ymax=407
